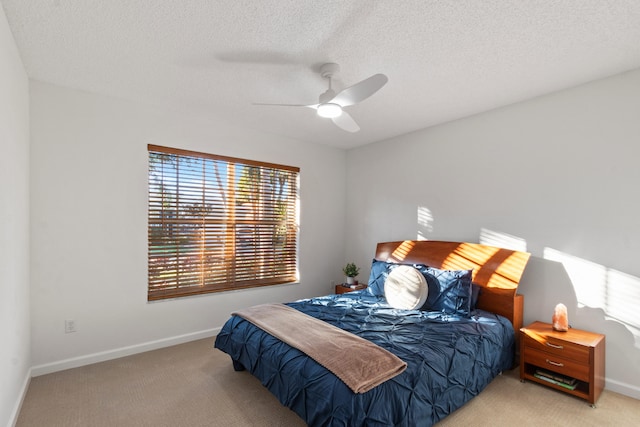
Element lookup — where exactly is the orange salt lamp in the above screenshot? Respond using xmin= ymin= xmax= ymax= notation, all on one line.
xmin=552 ymin=303 xmax=569 ymax=332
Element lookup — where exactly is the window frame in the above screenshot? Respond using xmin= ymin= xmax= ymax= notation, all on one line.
xmin=147 ymin=144 xmax=300 ymax=301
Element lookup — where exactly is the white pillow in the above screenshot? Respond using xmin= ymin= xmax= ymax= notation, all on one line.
xmin=384 ymin=265 xmax=428 ymax=310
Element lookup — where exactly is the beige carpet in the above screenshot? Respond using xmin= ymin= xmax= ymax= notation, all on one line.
xmin=17 ymin=338 xmax=639 ymax=426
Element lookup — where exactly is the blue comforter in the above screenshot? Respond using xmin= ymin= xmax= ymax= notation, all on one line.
xmin=214 ymin=291 xmax=514 ymax=426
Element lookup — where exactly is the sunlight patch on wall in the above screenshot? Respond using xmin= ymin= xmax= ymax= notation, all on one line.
xmin=607 ymin=269 xmax=640 ymax=333
xmin=543 ymin=248 xmax=608 ymax=309
xmin=416 ymin=206 xmax=433 ymax=241
xmin=544 ymin=247 xmax=640 ymax=347
xmin=479 ymin=228 xmax=528 ymax=252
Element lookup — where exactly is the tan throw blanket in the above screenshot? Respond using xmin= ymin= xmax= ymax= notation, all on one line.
xmin=232 ymin=303 xmax=407 ymax=394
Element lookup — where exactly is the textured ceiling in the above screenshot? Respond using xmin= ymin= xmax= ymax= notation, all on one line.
xmin=3 ymin=0 xmax=640 ymax=149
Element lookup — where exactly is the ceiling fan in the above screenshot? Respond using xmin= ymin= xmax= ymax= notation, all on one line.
xmin=254 ymin=63 xmax=388 ymax=133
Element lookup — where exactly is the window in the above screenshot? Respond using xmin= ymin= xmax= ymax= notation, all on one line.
xmin=148 ymin=145 xmax=299 ymax=301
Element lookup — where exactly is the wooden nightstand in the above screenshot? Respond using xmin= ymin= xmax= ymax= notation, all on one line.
xmin=335 ymin=283 xmax=367 ymax=294
xmin=520 ymin=321 xmax=605 ymax=406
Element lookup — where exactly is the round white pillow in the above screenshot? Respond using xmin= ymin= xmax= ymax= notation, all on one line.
xmin=384 ymin=265 xmax=428 ymax=310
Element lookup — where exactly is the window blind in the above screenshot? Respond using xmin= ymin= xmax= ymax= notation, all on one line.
xmin=148 ymin=145 xmax=299 ymax=300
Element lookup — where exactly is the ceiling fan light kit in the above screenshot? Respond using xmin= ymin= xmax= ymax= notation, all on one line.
xmin=254 ymin=62 xmax=388 ymax=132
xmin=317 ymin=102 xmax=342 ymax=118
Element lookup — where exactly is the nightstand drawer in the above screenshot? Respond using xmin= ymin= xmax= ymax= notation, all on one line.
xmin=522 ymin=333 xmax=589 ymax=364
xmin=523 ymin=348 xmax=590 ymax=381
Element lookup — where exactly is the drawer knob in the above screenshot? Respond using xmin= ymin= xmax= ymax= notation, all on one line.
xmin=546 ymin=359 xmax=564 ymax=367
xmin=546 ymin=342 xmax=564 ymax=349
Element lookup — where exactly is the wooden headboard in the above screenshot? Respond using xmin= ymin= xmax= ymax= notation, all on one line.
xmin=374 ymin=240 xmax=531 ymax=332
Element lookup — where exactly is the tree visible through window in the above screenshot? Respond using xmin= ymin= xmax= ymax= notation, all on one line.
xmin=147 ymin=145 xmax=299 ymax=301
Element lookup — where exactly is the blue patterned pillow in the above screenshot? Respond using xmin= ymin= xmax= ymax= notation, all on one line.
xmin=366 ymin=259 xmax=393 ymax=296
xmin=420 ymin=267 xmax=473 ymax=317
xmin=366 ymin=259 xmax=473 ymax=316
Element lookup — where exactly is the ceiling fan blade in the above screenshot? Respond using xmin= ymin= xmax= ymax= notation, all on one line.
xmin=332 ymin=111 xmax=360 ymax=133
xmin=252 ymin=102 xmax=316 ymax=108
xmin=330 ymin=74 xmax=388 ymax=107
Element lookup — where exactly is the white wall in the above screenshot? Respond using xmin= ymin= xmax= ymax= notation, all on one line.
xmin=29 ymin=81 xmax=346 ymax=372
xmin=0 ymin=5 xmax=30 ymax=427
xmin=346 ymin=68 xmax=640 ymax=399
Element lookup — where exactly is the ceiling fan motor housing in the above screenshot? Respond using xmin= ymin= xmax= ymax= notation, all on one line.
xmin=319 ymin=89 xmax=337 ymax=104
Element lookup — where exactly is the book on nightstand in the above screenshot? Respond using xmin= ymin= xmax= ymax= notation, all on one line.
xmin=533 ymin=369 xmax=577 ymax=390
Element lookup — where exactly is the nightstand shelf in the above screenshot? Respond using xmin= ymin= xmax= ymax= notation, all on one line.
xmin=520 ymin=321 xmax=605 ymax=406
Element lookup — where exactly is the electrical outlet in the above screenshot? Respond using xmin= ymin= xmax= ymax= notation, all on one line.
xmin=330 ymin=280 xmax=336 ymax=291
xmin=65 ymin=319 xmax=77 ymax=333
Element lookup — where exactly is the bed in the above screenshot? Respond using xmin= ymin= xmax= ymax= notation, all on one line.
xmin=215 ymin=240 xmax=530 ymax=426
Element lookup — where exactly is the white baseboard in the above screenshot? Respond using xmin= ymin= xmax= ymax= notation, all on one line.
xmin=31 ymin=327 xmax=221 ymax=377
xmin=9 ymin=368 xmax=31 ymax=427
xmin=606 ymin=377 xmax=640 ymax=400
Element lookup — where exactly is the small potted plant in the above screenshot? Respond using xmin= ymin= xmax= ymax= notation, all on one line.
xmin=343 ymin=262 xmax=360 ymax=286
